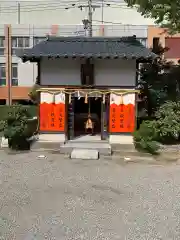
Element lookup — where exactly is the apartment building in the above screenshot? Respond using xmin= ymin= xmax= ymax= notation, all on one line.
xmin=148 ymin=25 xmax=180 ymax=63
xmin=0 ymin=24 xmax=149 ymax=104
xmin=0 ymin=0 xmax=154 ymax=104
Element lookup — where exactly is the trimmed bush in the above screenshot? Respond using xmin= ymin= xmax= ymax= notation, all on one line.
xmin=133 ymin=120 xmax=160 ymax=154
xmin=134 ymin=101 xmax=180 ymax=154
xmin=0 ymin=105 xmax=38 ymax=150
xmin=155 ymin=101 xmax=180 ymax=143
xmin=0 ymin=105 xmax=37 ymax=121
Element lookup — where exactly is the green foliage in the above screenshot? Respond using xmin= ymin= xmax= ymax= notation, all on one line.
xmin=155 ymin=101 xmax=180 ymax=143
xmin=0 ymin=105 xmax=37 ymax=121
xmin=28 ymin=83 xmax=39 ymax=104
xmin=138 ymin=43 xmax=180 ymax=117
xmin=134 ymin=101 xmax=180 ymax=154
xmin=134 ymin=120 xmax=160 ymax=154
xmin=1 ymin=105 xmax=35 ymax=150
xmin=124 ymin=0 xmax=180 ymax=33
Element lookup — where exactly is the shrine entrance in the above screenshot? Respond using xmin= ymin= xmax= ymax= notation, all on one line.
xmin=65 ymin=91 xmax=110 ymax=142
xmin=74 ymin=97 xmax=101 ymax=137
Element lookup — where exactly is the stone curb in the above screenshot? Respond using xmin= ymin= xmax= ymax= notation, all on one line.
xmin=1 ymin=137 xmax=180 ymax=164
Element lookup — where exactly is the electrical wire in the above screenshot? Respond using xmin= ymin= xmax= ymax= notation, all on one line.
xmin=0 ymin=1 xmax=131 ymax=13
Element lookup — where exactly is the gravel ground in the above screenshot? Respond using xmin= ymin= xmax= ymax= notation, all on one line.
xmin=0 ymin=151 xmax=180 ymax=239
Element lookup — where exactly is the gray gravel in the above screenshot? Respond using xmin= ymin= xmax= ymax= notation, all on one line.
xmin=0 ymin=151 xmax=180 ymax=239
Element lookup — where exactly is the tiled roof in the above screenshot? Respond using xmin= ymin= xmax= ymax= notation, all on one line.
xmin=18 ymin=36 xmax=156 ymax=61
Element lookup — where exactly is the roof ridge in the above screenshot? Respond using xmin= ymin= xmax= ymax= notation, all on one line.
xmin=46 ymin=35 xmax=137 ymax=42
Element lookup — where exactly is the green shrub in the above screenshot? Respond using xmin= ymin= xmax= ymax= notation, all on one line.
xmin=0 ymin=105 xmax=37 ymax=132
xmin=1 ymin=105 xmax=35 ymax=150
xmin=134 ymin=101 xmax=180 ymax=154
xmin=155 ymin=101 xmax=180 ymax=143
xmin=133 ymin=120 xmax=160 ymax=154
xmin=0 ymin=105 xmax=37 ymax=121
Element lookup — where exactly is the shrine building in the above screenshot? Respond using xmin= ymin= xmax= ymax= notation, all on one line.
xmin=17 ymin=36 xmax=156 ymax=145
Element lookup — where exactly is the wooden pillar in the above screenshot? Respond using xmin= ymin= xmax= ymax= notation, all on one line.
xmin=101 ymin=93 xmax=110 ymax=140
xmin=65 ymin=93 xmax=74 ymax=141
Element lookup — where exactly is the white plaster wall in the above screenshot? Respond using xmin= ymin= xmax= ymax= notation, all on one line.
xmin=17 ymin=59 xmax=37 ymax=86
xmin=40 ymin=58 xmax=136 ymax=87
xmin=41 ymin=58 xmax=81 ymax=86
xmin=95 ymin=59 xmax=136 ymax=87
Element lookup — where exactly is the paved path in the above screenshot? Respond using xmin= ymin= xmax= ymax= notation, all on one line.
xmin=0 ymin=151 xmax=180 ymax=239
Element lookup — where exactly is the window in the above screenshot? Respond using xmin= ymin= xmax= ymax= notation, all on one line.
xmin=0 ymin=36 xmax=5 ymax=55
xmin=33 ymin=37 xmax=46 ymax=46
xmin=0 ymin=64 xmax=6 ymax=86
xmin=12 ymin=64 xmax=18 ymax=86
xmin=0 ymin=63 xmax=18 ymax=86
xmin=12 ymin=37 xmax=30 ymax=55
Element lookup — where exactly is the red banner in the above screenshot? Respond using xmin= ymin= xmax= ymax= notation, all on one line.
xmin=40 ymin=103 xmax=65 ymax=131
xmin=109 ymin=103 xmax=135 ymax=133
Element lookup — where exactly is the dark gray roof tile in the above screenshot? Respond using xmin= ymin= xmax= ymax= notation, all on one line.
xmin=18 ymin=36 xmax=156 ymax=60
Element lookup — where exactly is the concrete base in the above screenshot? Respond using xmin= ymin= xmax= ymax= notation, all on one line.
xmin=0 ymin=137 xmax=8 ymax=148
xmin=109 ymin=135 xmax=133 ymax=144
xmin=60 ymin=141 xmax=112 ymax=156
xmin=38 ymin=134 xmax=65 ymax=142
xmin=31 ymin=133 xmax=65 ymax=150
xmin=71 ymin=149 xmax=99 ymax=160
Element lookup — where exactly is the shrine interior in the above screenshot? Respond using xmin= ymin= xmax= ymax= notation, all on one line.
xmin=74 ymin=97 xmax=101 ymax=137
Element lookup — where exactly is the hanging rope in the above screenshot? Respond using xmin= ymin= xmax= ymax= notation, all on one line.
xmin=36 ymin=88 xmax=139 ymax=96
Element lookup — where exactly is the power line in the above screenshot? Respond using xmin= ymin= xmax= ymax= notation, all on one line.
xmin=0 ymin=1 xmax=130 ymax=12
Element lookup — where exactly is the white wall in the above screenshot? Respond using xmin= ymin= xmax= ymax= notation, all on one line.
xmin=18 ymin=60 xmax=37 ymax=86
xmin=40 ymin=58 xmax=136 ymax=87
xmin=95 ymin=59 xmax=136 ymax=86
xmin=41 ymin=58 xmax=81 ymax=86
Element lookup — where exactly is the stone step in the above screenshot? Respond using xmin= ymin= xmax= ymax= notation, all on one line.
xmin=31 ymin=141 xmax=62 ymax=150
xmin=60 ymin=142 xmax=111 ymax=156
xmin=71 ymin=149 xmax=99 ymax=160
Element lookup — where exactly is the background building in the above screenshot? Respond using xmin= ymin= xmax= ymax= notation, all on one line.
xmin=0 ymin=0 xmax=154 ymax=104
xmin=148 ymin=25 xmax=180 ymax=63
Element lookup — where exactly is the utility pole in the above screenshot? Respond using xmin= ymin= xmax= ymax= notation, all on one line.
xmin=18 ymin=2 xmax=20 ymax=24
xmin=88 ymin=0 xmax=93 ymax=37
xmin=80 ymin=4 xmax=100 ymax=37
xmin=5 ymin=25 xmax=12 ymax=105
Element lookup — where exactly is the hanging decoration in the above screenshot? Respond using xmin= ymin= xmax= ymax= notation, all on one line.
xmin=69 ymin=93 xmax=72 ymax=104
xmin=109 ymin=92 xmax=136 ymax=133
xmin=103 ymin=94 xmax=105 ymax=104
xmin=84 ymin=94 xmax=88 ymax=103
xmin=39 ymin=92 xmax=65 ymax=132
xmin=38 ymin=88 xmax=138 ymax=134
xmin=36 ymin=88 xmax=139 ymax=96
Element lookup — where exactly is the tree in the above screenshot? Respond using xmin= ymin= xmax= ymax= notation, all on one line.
xmin=125 ymin=0 xmax=180 ymax=33
xmin=138 ymin=43 xmax=180 ymax=117
xmin=28 ymin=78 xmax=39 ymax=104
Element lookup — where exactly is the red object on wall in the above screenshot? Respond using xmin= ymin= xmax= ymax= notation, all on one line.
xmin=109 ymin=103 xmax=135 ymax=133
xmin=165 ymin=37 xmax=180 ymax=59
xmin=39 ymin=103 xmax=65 ymax=131
xmin=54 ymin=103 xmax=65 ymax=131
xmin=109 ymin=103 xmax=119 ymax=132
